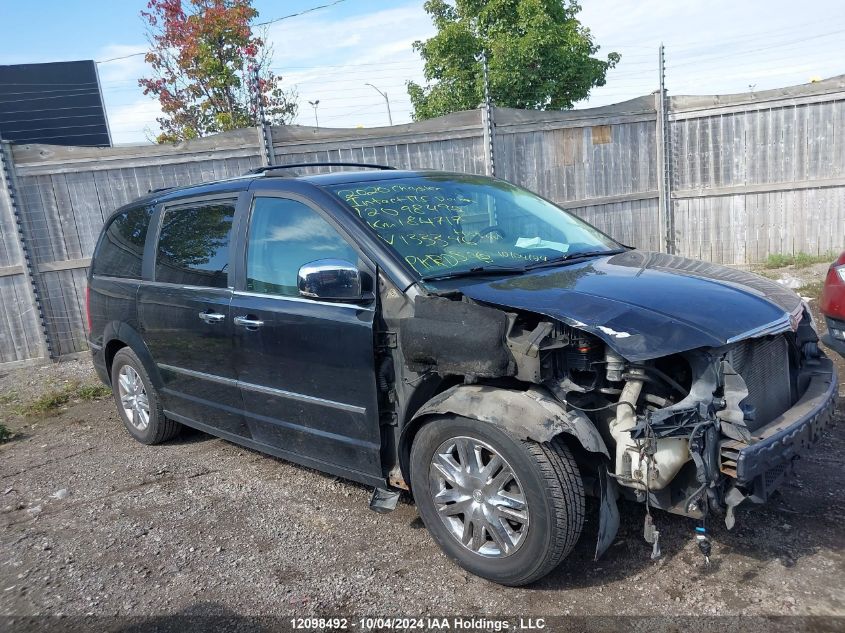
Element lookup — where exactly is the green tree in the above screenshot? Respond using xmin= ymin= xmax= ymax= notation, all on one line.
xmin=407 ymin=0 xmax=620 ymax=120
xmin=139 ymin=0 xmax=297 ymax=144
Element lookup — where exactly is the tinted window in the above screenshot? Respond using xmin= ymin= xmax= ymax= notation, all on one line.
xmin=246 ymin=197 xmax=358 ymax=297
xmin=93 ymin=206 xmax=153 ymax=279
xmin=155 ymin=201 xmax=235 ymax=288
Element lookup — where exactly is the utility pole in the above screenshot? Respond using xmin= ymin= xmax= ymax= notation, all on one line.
xmin=656 ymin=43 xmax=673 ymax=254
xmin=478 ymin=50 xmax=495 ymax=177
xmin=364 ymin=83 xmax=393 ymax=126
xmin=308 ymin=100 xmax=320 ymax=128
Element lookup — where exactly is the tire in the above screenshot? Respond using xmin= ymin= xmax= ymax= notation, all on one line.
xmin=410 ymin=416 xmax=584 ymax=586
xmin=110 ymin=347 xmax=180 ymax=445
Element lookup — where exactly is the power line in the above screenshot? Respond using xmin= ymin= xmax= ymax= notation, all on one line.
xmin=255 ymin=0 xmax=347 ymax=26
xmin=97 ymin=51 xmax=146 ymax=64
xmin=96 ymin=0 xmax=348 ymax=63
xmin=668 ymin=28 xmax=845 ymax=69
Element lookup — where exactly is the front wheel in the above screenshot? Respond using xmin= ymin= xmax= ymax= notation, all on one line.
xmin=410 ymin=416 xmax=584 ymax=586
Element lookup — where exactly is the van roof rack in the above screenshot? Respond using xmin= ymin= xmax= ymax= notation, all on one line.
xmin=248 ymin=162 xmax=396 ymax=175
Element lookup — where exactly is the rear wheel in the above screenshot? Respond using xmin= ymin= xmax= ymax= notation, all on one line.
xmin=410 ymin=416 xmax=584 ymax=586
xmin=111 ymin=347 xmax=180 ymax=445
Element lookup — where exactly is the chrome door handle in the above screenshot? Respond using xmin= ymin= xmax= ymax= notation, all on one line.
xmin=198 ymin=311 xmax=226 ymax=324
xmin=234 ymin=316 xmax=264 ymax=328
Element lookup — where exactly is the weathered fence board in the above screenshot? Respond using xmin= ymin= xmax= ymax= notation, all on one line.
xmin=0 ymin=141 xmax=48 ymax=365
xmin=670 ymin=77 xmax=845 ymax=264
xmin=1 ymin=76 xmax=844 ymax=366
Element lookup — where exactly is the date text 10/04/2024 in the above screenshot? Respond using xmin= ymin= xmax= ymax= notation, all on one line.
xmin=290 ymin=616 xmax=547 ymax=630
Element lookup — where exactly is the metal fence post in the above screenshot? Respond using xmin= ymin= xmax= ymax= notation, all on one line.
xmin=479 ymin=51 xmax=496 ymax=178
xmin=656 ymin=44 xmax=675 ymax=254
xmin=0 ymin=140 xmax=53 ymax=360
xmin=252 ymin=66 xmax=276 ymax=166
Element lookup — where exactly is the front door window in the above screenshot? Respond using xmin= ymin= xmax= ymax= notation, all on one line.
xmin=246 ymin=197 xmax=358 ymax=296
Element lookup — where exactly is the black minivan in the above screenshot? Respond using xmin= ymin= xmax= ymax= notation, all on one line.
xmin=88 ymin=163 xmax=837 ymax=586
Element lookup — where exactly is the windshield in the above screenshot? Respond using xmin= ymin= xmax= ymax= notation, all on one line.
xmin=323 ymin=174 xmax=621 ymax=279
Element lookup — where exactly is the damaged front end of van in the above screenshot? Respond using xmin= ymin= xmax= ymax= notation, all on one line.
xmin=401 ymin=251 xmax=838 ymax=559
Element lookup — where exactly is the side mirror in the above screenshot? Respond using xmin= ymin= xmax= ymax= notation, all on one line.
xmin=297 ymin=259 xmax=362 ymax=302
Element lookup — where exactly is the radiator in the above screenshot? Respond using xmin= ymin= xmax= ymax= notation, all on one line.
xmin=727 ymin=335 xmax=792 ymax=431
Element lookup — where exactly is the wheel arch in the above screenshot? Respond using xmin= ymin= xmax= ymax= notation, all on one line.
xmin=102 ymin=321 xmax=164 ymax=388
xmin=398 ymin=384 xmax=609 ymax=489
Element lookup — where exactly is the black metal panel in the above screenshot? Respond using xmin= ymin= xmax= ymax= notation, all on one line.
xmin=0 ymin=60 xmax=110 ymax=146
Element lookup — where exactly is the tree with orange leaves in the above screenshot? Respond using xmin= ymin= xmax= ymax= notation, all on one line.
xmin=139 ymin=0 xmax=297 ymax=143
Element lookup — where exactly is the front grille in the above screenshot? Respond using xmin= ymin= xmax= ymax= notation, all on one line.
xmin=726 ymin=335 xmax=792 ymax=431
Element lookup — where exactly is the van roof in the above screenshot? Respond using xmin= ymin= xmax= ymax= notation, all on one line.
xmin=130 ymin=166 xmax=460 ymax=207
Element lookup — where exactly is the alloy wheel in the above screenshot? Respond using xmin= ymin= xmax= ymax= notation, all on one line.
xmin=117 ymin=365 xmax=150 ymax=431
xmin=428 ymin=436 xmax=529 ymax=558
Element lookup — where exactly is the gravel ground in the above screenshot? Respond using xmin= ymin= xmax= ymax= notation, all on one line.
xmin=1 ymin=267 xmax=843 ymax=627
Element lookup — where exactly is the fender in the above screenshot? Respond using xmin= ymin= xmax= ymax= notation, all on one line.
xmin=405 ymin=384 xmax=609 ymax=456
xmin=101 ymin=321 xmax=164 ymax=388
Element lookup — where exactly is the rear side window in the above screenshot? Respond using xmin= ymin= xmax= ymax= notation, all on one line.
xmin=246 ymin=197 xmax=358 ymax=297
xmin=93 ymin=206 xmax=153 ymax=279
xmin=155 ymin=200 xmax=235 ymax=288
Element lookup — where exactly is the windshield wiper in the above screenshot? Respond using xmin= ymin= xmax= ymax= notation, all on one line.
xmin=420 ymin=265 xmax=527 ymax=282
xmin=523 ymin=248 xmax=628 ymax=270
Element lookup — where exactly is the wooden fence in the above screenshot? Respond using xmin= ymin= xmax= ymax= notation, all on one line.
xmin=1 ymin=75 xmax=843 ymax=368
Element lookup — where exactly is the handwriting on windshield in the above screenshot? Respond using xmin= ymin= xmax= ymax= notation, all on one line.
xmin=333 ymin=183 xmax=550 ymax=276
xmin=336 ymin=184 xmax=489 ymax=249
xmin=405 ymin=250 xmax=548 ymax=274
xmin=335 ymin=185 xmax=471 ymax=230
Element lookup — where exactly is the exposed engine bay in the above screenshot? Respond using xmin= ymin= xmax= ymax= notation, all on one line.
xmin=397 ymin=293 xmax=837 ymax=560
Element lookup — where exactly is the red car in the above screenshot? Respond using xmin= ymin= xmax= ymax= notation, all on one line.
xmin=821 ymin=251 xmax=845 ymax=357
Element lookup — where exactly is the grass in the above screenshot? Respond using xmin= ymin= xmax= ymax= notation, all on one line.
xmin=0 ymin=391 xmax=19 ymax=405
xmin=15 ymin=381 xmax=112 ymax=416
xmin=764 ymin=252 xmax=837 ymax=269
xmin=797 ymin=281 xmax=824 ymax=301
xmin=75 ymin=383 xmax=112 ymax=401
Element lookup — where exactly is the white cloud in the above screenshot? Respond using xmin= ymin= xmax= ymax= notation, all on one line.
xmin=104 ymin=97 xmax=161 ymax=145
xmin=94 ymin=43 xmax=162 ymax=144
xmin=264 ymin=5 xmax=429 ymax=64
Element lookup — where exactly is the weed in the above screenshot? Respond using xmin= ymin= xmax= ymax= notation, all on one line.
xmin=0 ymin=423 xmax=10 ymax=443
xmin=23 ymin=389 xmax=72 ymax=415
xmin=798 ymin=282 xmax=824 ymax=301
xmin=75 ymin=383 xmax=112 ymax=401
xmin=764 ymin=252 xmax=837 ymax=269
xmin=16 ymin=381 xmax=112 ymax=416
xmin=764 ymin=253 xmax=793 ymax=269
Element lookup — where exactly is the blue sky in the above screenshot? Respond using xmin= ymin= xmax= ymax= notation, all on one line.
xmin=1 ymin=0 xmax=844 ymax=144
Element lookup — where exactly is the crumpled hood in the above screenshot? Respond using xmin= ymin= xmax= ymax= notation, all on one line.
xmin=431 ymin=250 xmax=803 ymax=361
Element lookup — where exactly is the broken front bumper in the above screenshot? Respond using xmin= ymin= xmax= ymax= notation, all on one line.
xmin=727 ymin=357 xmax=837 ymax=498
